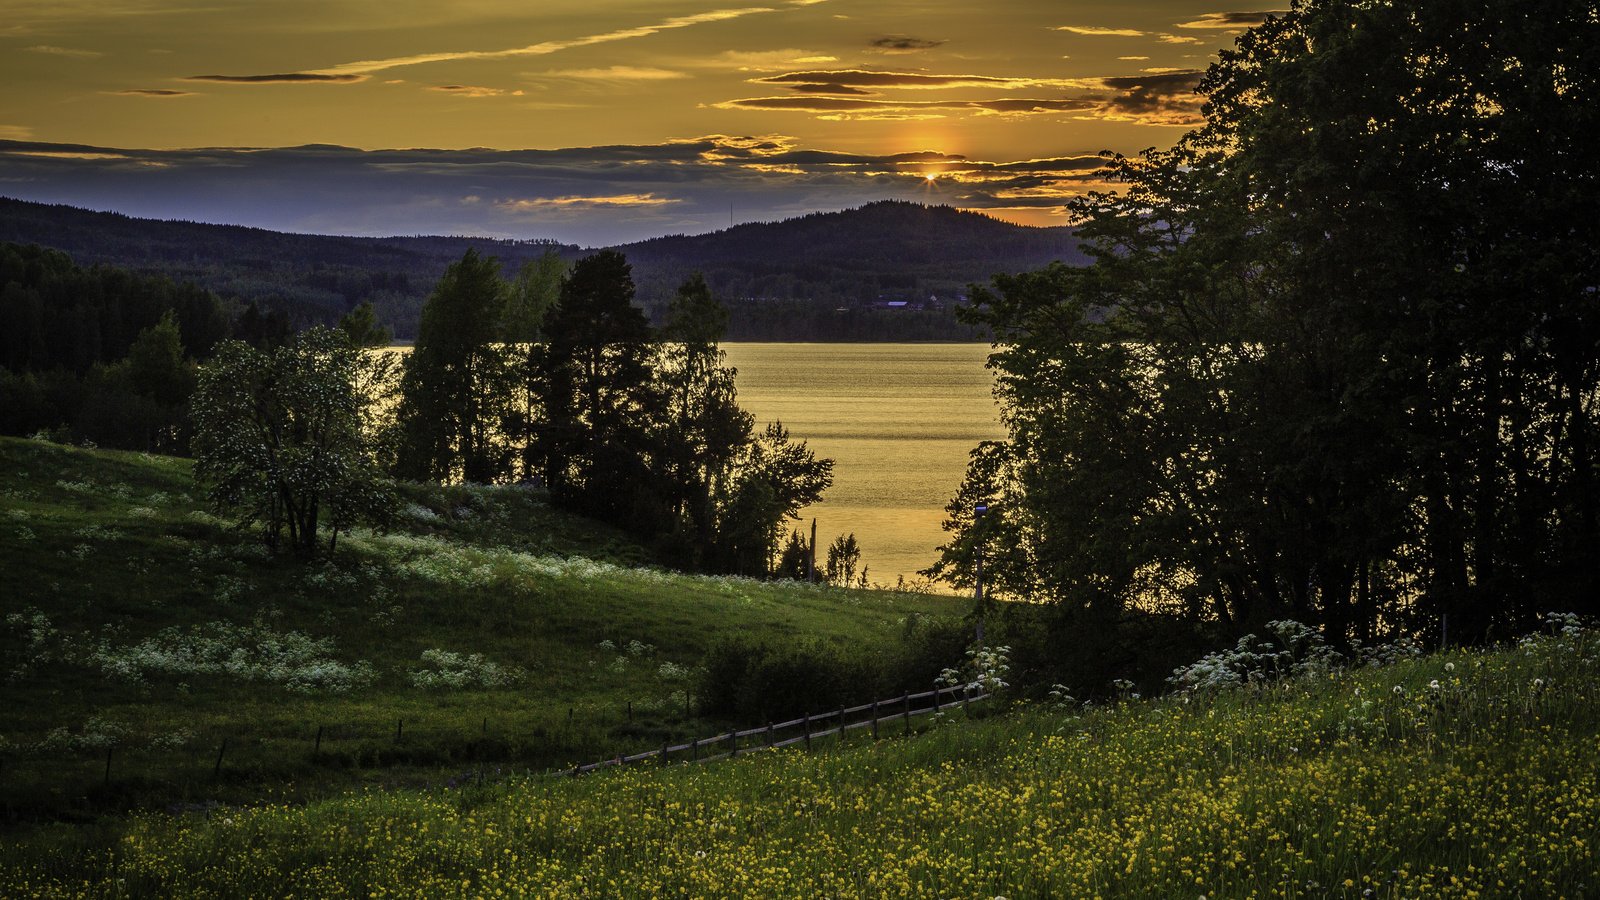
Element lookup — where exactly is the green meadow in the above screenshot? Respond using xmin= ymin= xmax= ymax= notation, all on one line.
xmin=4 ymin=612 xmax=1597 ymax=897
xmin=0 ymin=437 xmax=965 ymax=821
xmin=2 ymin=436 xmax=1597 ymax=898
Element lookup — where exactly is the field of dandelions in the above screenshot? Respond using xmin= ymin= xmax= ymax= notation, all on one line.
xmin=0 ymin=437 xmax=964 ymax=820
xmin=3 ymin=614 xmax=1596 ymax=897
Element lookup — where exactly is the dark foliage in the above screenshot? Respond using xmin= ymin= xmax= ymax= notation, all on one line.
xmin=696 ymin=615 xmax=969 ymax=722
xmin=932 ymin=0 xmax=1600 ymax=655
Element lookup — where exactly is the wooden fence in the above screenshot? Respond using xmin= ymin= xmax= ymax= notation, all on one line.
xmin=565 ymin=682 xmax=989 ymax=776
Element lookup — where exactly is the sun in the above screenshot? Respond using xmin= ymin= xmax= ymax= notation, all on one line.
xmin=923 ymin=173 xmax=938 ymax=183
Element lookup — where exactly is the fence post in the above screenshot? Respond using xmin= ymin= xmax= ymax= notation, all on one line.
xmin=802 ymin=713 xmax=811 ymax=752
xmin=660 ymin=741 xmax=669 ymax=767
xmin=766 ymin=721 xmax=774 ymax=748
xmin=871 ymin=701 xmax=879 ymax=740
xmin=963 ymin=684 xmax=971 ymax=715
xmin=627 ymin=701 xmax=633 ymax=723
xmin=395 ymin=718 xmax=403 ymax=742
xmin=314 ymin=725 xmax=323 ymax=757
xmin=838 ymin=706 xmax=845 ymax=744
xmin=692 ymin=737 xmax=699 ymax=762
xmin=213 ymin=738 xmax=228 ymax=779
xmin=103 ymin=747 xmax=113 ymax=786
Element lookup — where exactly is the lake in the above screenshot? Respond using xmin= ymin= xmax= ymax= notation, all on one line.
xmin=721 ymin=343 xmax=1004 ymax=589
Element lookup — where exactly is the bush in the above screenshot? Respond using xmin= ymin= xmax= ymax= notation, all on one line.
xmin=696 ymin=619 xmax=973 ymax=723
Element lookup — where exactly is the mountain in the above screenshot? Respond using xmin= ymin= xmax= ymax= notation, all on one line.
xmin=0 ymin=197 xmax=1084 ymax=340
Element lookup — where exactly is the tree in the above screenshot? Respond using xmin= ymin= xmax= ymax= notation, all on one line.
xmin=824 ymin=533 xmax=862 ymax=587
xmin=773 ymin=528 xmax=811 ymax=581
xmin=532 ymin=250 xmax=665 ymax=526
xmin=501 ymin=251 xmax=568 ymax=480
xmin=192 ymin=326 xmax=396 ymax=557
xmin=655 ymin=274 xmax=754 ymax=566
xmin=936 ymin=0 xmax=1600 ymax=644
xmin=78 ymin=310 xmax=197 ymax=453
xmin=502 ymin=250 xmax=566 ymax=345
xmin=393 ymin=249 xmax=518 ymax=483
xmin=714 ymin=422 xmax=833 ymax=575
xmin=337 ymin=301 xmax=392 ymax=349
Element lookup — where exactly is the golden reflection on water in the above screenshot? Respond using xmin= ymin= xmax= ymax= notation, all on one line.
xmin=722 ymin=343 xmax=1003 ymax=589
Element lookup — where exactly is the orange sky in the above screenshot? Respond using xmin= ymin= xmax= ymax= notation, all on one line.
xmin=0 ymin=1 xmax=1279 ymax=241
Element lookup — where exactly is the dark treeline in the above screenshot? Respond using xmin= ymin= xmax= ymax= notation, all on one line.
xmin=0 ymin=197 xmax=1076 ymax=341
xmin=0 ymin=243 xmax=227 ymax=453
xmin=930 ymin=0 xmax=1600 ymax=691
xmin=389 ymin=248 xmax=834 ymax=574
xmin=0 ymin=241 xmax=386 ymax=453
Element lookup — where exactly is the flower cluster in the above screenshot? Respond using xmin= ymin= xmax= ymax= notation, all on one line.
xmin=1170 ymin=619 xmax=1387 ymax=692
xmin=83 ymin=620 xmax=375 ymax=693
xmin=408 ymin=648 xmax=525 ymax=689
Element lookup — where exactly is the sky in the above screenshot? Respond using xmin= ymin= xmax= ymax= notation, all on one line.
xmin=0 ymin=1 xmax=1281 ymax=245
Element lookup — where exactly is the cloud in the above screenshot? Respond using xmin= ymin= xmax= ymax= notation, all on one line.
xmin=717 ymin=96 xmax=1100 ymax=116
xmin=784 ymin=83 xmax=873 ymax=95
xmin=209 ymin=7 xmax=783 ymax=82
xmin=0 ymin=136 xmax=1111 ymax=244
xmin=0 ymin=126 xmax=36 ymax=140
xmin=185 ymin=73 xmax=368 ymax=84
xmin=730 ymin=67 xmax=1207 ymax=125
xmin=755 ymin=70 xmax=1076 ymax=91
xmin=1175 ymin=11 xmax=1287 ymax=29
xmin=535 ymin=66 xmax=689 ymax=81
xmin=428 ymin=85 xmax=523 ymax=98
xmin=1156 ymin=34 xmax=1205 ymax=44
xmin=700 ymin=49 xmax=840 ymax=71
xmin=111 ymin=89 xmax=197 ymax=97
xmin=498 ymin=193 xmax=681 ymax=211
xmin=1086 ymin=70 xmax=1206 ymax=125
xmin=1118 ymin=56 xmax=1150 ymax=60
xmin=25 ymin=44 xmax=102 ymax=58
xmin=1056 ymin=26 xmax=1146 ymax=37
xmin=869 ymin=35 xmax=945 ymax=52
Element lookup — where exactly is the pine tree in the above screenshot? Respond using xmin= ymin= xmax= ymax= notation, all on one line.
xmin=532 ymin=250 xmax=665 ymax=526
xmin=393 ymin=249 xmax=517 ymax=483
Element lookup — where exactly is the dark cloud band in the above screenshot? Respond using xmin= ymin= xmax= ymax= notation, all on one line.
xmin=870 ymin=35 xmax=945 ymax=52
xmin=184 ymin=73 xmax=368 ymax=84
xmin=0 ymin=136 xmax=1114 ymax=244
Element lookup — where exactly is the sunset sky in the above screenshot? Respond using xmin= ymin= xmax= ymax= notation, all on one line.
xmin=0 ymin=1 xmax=1279 ymax=244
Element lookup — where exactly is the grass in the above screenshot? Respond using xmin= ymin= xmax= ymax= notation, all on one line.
xmin=3 ymin=618 xmax=1597 ymax=897
xmin=0 ymin=436 xmax=965 ymax=823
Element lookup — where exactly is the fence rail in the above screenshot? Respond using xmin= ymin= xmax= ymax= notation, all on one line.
xmin=565 ymin=683 xmax=989 ymax=776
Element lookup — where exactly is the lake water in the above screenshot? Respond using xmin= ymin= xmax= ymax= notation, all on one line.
xmin=721 ymin=343 xmax=1004 ymax=588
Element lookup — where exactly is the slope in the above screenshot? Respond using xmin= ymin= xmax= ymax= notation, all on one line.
xmin=0 ymin=437 xmax=966 ymax=821
xmin=3 ymin=611 xmax=1595 ymax=896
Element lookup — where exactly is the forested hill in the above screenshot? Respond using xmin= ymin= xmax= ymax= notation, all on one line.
xmin=0 ymin=196 xmax=1083 ymax=341
xmin=0 ymin=197 xmax=576 ymax=340
xmin=624 ymin=201 xmax=1084 ymax=304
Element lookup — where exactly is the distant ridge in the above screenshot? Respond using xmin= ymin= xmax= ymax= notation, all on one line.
xmin=0 ymin=196 xmax=1084 ymax=340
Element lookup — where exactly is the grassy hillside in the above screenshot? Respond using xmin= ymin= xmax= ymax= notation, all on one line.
xmin=0 ymin=437 xmax=965 ymax=821
xmin=3 ymin=615 xmax=1596 ymax=896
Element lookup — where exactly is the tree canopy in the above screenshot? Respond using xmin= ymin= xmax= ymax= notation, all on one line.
xmin=932 ymin=0 xmax=1600 ymax=644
